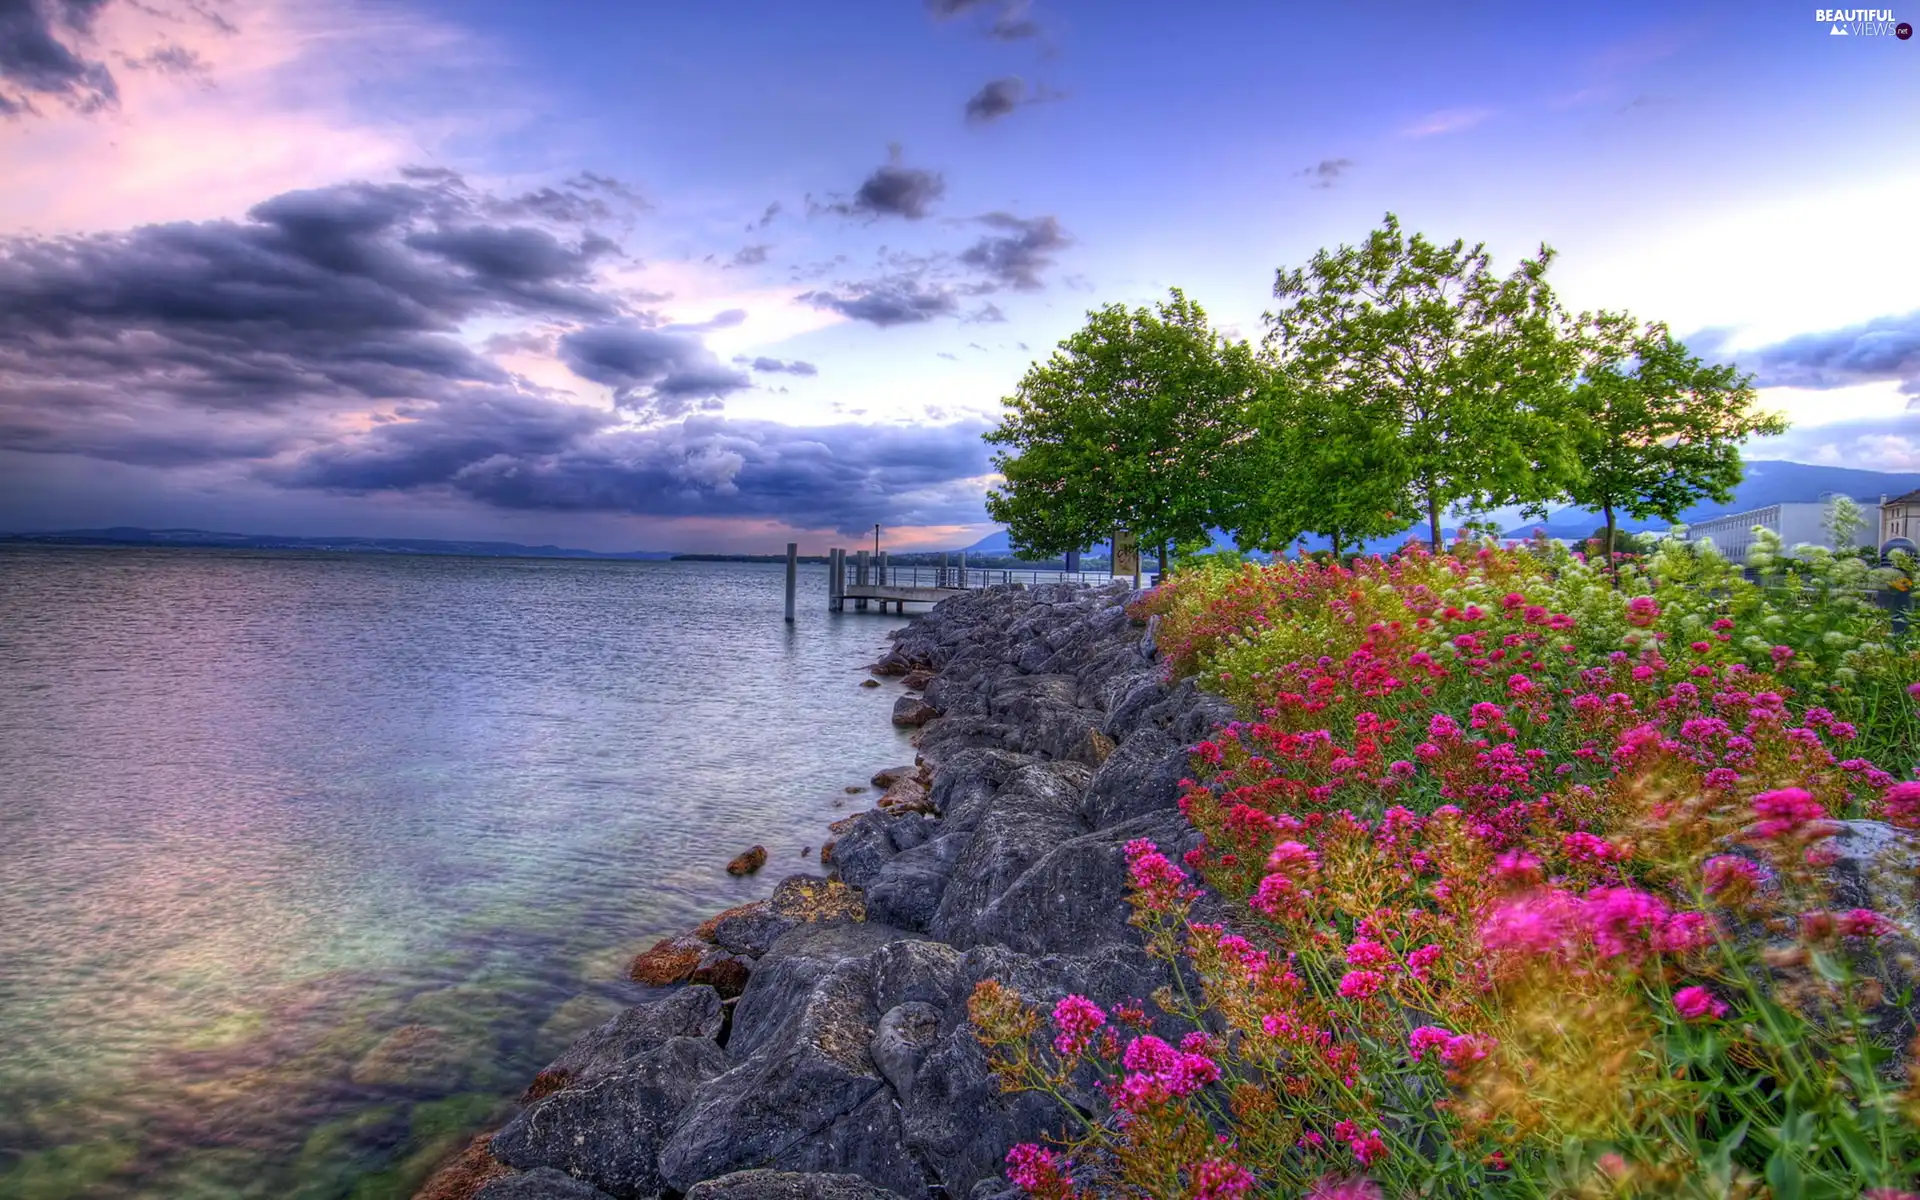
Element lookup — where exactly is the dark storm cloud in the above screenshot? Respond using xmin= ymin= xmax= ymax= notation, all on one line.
xmin=959 ymin=213 xmax=1069 ymax=290
xmin=924 ymin=0 xmax=1039 ymax=40
xmin=1743 ymin=310 xmax=1920 ymax=398
xmin=827 ymin=148 xmax=945 ymax=220
xmin=797 ymin=276 xmax=961 ymax=327
xmin=450 ymin=415 xmax=995 ymax=533
xmin=118 ymin=41 xmax=207 ymax=77
xmin=964 ymin=77 xmax=1024 ymax=123
xmin=1 ymin=0 xmax=119 ymax=115
xmin=0 ymin=172 xmax=690 ymax=465
xmin=558 ymin=323 xmax=750 ymax=418
xmin=1296 ymin=157 xmax=1353 ymax=188
xmin=743 ymin=356 xmax=817 ymax=376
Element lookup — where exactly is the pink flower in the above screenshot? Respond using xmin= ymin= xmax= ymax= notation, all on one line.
xmin=1479 ymin=891 xmax=1579 ymax=957
xmin=1344 ymin=939 xmax=1393 ymax=968
xmin=1266 ymin=840 xmax=1320 ymax=876
xmin=1406 ymin=943 xmax=1442 ymax=980
xmin=1880 ymin=781 xmax=1920 ymax=830
xmin=1672 ymin=985 xmax=1728 ymax=1021
xmin=1702 ymin=855 xmax=1769 ymax=900
xmin=1748 ymin=788 xmax=1833 ymax=843
xmin=1006 ymin=1144 xmax=1071 ymax=1196
xmin=1625 ymin=595 xmax=1661 ymax=627
xmin=1583 ymin=887 xmax=1671 ymax=961
xmin=1049 ymin=994 xmax=1106 ymax=1057
xmin=1187 ymin=1159 xmax=1255 ymax=1199
xmin=1840 ymin=908 xmax=1896 ymax=939
xmin=1407 ymin=1025 xmax=1453 ymax=1062
xmin=1336 ymin=970 xmax=1385 ymax=1001
xmin=1562 ymin=831 xmax=1620 ymax=864
xmin=1492 ymin=850 xmax=1544 ymax=888
xmin=1440 ymin=1032 xmax=1494 ymax=1067
xmin=1125 ymin=839 xmax=1197 ymax=911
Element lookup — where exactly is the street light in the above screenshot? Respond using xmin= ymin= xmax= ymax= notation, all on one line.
xmin=874 ymin=523 xmax=880 ymax=556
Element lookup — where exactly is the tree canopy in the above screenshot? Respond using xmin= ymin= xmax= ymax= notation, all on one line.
xmin=984 ymin=289 xmax=1260 ymax=566
xmin=1558 ymin=311 xmax=1781 ymax=562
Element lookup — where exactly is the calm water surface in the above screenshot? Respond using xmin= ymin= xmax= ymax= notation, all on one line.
xmin=0 ymin=548 xmax=912 ymax=1199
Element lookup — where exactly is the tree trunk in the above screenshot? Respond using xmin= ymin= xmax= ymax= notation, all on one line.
xmin=1603 ymin=501 xmax=1617 ymax=586
xmin=1331 ymin=530 xmax=1343 ymax=559
xmin=1427 ymin=492 xmax=1443 ymax=553
xmin=1158 ymin=539 xmax=1169 ymax=584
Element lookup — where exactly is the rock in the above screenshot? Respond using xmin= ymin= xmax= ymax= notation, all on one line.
xmin=819 ymin=841 xmax=835 ymax=865
xmin=1083 ymin=727 xmax=1192 ymax=828
xmin=416 ymin=1134 xmax=511 ymax=1200
xmin=860 ymin=679 xmax=882 ymax=688
xmin=877 ymin=777 xmax=936 ymax=815
xmin=491 ymin=1036 xmax=730 ymax=1199
xmin=870 ymin=1002 xmax=941 ymax=1101
xmin=630 ymin=934 xmax=707 ymax=986
xmin=658 ymin=923 xmax=932 ymax=1197
xmin=929 ymin=763 xmax=1092 ymax=950
xmin=870 ymin=765 xmax=919 ymax=788
xmin=728 ymin=846 xmax=770 ymax=876
xmin=845 ymin=785 xmax=866 ymax=794
xmin=693 ymin=949 xmax=754 ymax=999
xmin=870 ymin=652 xmax=913 ymax=677
xmin=685 ymin=1170 xmax=906 ymax=1199
xmin=530 ymin=987 xmax=724 ymax=1099
xmin=349 ymin=1024 xmax=465 ymax=1089
xmin=714 ymin=907 xmax=801 ymax=958
xmin=474 ymin=1167 xmax=616 ymax=1199
xmin=862 ymin=839 xmax=961 ymax=933
xmin=769 ymin=874 xmax=867 ymax=924
xmin=890 ymin=697 xmax=939 ymax=728
xmin=900 ymin=671 xmax=935 ymax=691
xmin=1140 ymin=613 xmax=1160 ymax=660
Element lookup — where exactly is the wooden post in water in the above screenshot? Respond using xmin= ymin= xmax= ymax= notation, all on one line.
xmin=878 ymin=550 xmax=889 ymax=587
xmin=958 ymin=550 xmax=967 ymax=588
xmin=939 ymin=552 xmax=950 ymax=588
xmin=827 ymin=548 xmax=840 ymax=611
xmin=784 ymin=542 xmax=798 ymax=623
xmin=855 ymin=550 xmax=869 ymax=610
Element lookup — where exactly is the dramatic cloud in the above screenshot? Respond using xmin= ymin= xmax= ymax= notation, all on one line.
xmin=798 ymin=275 xmax=961 ymax=327
xmin=730 ymin=243 xmax=768 ymax=267
xmin=735 ymin=356 xmax=818 ymax=376
xmin=1753 ymin=410 xmax=1920 ymax=471
xmin=964 ymin=77 xmax=1024 ymax=123
xmin=0 ymin=172 xmax=652 ymax=464
xmin=828 ymin=147 xmax=945 ymax=220
xmin=559 ymin=323 xmax=751 ymax=418
xmin=925 ymin=0 xmax=1038 ymax=40
xmin=1743 ymin=310 xmax=1920 ymax=398
xmin=1297 ymin=157 xmax=1353 ymax=188
xmin=275 ymin=404 xmax=993 ymax=533
xmin=959 ymin=213 xmax=1069 ymax=290
xmin=1 ymin=0 xmax=120 ymax=116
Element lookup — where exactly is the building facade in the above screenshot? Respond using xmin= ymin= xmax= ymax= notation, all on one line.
xmin=1681 ymin=499 xmax=1880 ymax=564
xmin=1881 ymin=490 xmax=1920 ymax=547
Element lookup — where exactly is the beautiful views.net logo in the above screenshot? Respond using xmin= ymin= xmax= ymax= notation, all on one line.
xmin=1815 ymin=7 xmax=1912 ymax=35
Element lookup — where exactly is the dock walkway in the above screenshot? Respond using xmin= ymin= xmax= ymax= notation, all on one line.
xmin=827 ymin=549 xmax=1112 ymax=613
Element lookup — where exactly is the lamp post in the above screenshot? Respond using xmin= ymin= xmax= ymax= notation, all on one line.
xmin=873 ymin=523 xmax=880 ymax=556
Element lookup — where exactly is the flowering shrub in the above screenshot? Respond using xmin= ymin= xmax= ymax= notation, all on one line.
xmin=971 ymin=543 xmax=1920 ymax=1197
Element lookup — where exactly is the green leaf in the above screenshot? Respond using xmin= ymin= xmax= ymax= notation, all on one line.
xmin=1765 ymin=1146 xmax=1804 ymax=1200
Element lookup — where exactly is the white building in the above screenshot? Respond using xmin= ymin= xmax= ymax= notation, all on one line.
xmin=1681 ymin=499 xmax=1879 ymax=564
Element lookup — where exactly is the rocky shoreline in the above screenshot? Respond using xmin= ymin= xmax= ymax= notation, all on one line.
xmin=415 ymin=580 xmax=1232 ymax=1200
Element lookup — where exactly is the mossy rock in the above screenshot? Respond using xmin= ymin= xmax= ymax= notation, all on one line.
xmin=408 ymin=1093 xmax=503 ymax=1146
xmin=0 ymin=1139 xmax=138 ymax=1200
xmin=350 ymin=1025 xmax=470 ymax=1090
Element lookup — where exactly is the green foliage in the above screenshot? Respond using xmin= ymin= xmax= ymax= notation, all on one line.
xmin=1826 ymin=495 xmax=1869 ymax=552
xmin=1262 ymin=213 xmax=1577 ymax=550
xmin=984 ymin=289 xmax=1260 ymax=560
xmin=1558 ymin=311 xmax=1783 ymax=562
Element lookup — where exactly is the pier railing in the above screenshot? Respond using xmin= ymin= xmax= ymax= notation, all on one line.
xmin=838 ymin=561 xmax=1115 ymax=590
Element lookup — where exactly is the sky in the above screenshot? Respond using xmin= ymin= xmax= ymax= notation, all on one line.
xmin=1 ymin=0 xmax=1917 ymax=553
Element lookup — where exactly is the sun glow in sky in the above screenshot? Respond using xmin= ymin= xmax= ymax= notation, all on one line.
xmin=2 ymin=0 xmax=1917 ymax=552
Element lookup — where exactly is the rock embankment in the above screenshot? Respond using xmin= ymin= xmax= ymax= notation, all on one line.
xmin=424 ymin=581 xmax=1234 ymax=1200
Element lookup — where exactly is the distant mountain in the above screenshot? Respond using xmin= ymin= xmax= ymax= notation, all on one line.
xmin=1502 ymin=460 xmax=1920 ymax=540
xmin=0 ymin=527 xmax=678 ymax=560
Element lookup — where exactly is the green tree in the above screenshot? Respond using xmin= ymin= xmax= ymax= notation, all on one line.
xmin=984 ymin=289 xmax=1260 ymax=574
xmin=1823 ymin=494 xmax=1867 ymax=552
xmin=1264 ymin=214 xmax=1578 ymax=551
xmin=1559 ymin=311 xmax=1784 ymax=565
xmin=1220 ymin=368 xmax=1407 ymax=558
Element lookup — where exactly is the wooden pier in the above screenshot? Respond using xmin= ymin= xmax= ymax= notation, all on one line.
xmin=825 ymin=547 xmax=1111 ymax=613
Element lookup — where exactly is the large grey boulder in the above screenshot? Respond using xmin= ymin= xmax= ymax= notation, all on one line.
xmin=685 ymin=1171 xmax=907 ymax=1199
xmin=861 ymin=837 xmax=961 ymax=932
xmin=658 ymin=923 xmax=933 ymax=1197
xmin=491 ymin=1036 xmax=730 ymax=1199
xmin=535 ymin=987 xmax=724 ymax=1090
xmin=929 ymin=763 xmax=1091 ymax=949
xmin=1084 ymin=727 xmax=1193 ymax=829
xmin=474 ymin=1168 xmax=617 ymax=1199
xmin=870 ymin=1002 xmax=942 ymax=1101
